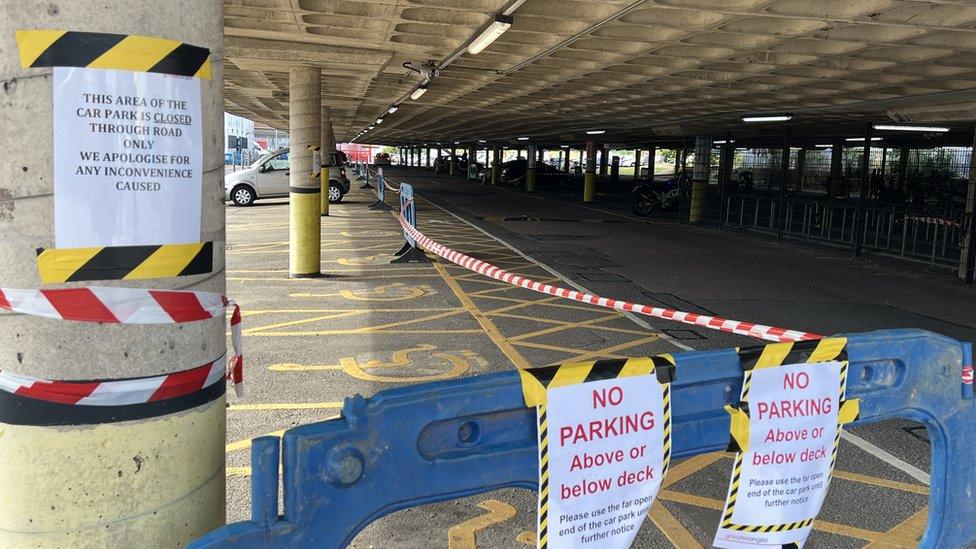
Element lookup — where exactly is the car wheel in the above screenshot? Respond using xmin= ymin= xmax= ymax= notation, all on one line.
xmin=231 ymin=185 xmax=255 ymax=206
xmin=328 ymin=183 xmax=343 ymax=203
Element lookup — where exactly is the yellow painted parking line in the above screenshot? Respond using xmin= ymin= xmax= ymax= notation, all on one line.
xmin=448 ymin=500 xmax=518 ymax=549
xmin=663 ymin=453 xmax=726 ymax=488
xmin=864 ymin=508 xmax=926 ymax=548
xmin=647 ymin=501 xmax=703 ymax=549
xmin=228 ymin=403 xmax=343 ymax=411
xmin=510 ymin=339 xmax=626 ymax=359
xmin=430 ymin=252 xmax=532 ymax=370
xmin=243 ymin=311 xmax=364 ymax=334
xmin=226 ymin=430 xmax=286 ymax=454
xmin=243 ymin=307 xmax=459 ymax=315
xmin=226 ymin=466 xmax=251 ymax=477
xmin=473 ymin=293 xmax=602 ymax=313
xmin=561 ymin=334 xmax=663 ymax=364
xmin=488 ymin=311 xmax=572 ymax=326
xmin=832 ymin=470 xmax=929 ymax=495
xmin=229 ymin=273 xmax=444 ymax=281
xmin=515 ymin=532 xmax=534 ymax=546
xmin=508 ymin=313 xmax=622 ymax=342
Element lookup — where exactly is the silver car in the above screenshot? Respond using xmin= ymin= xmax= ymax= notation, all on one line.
xmin=225 ymin=148 xmax=351 ymax=206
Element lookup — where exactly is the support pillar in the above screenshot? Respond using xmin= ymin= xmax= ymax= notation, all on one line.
xmin=468 ymin=146 xmax=477 ymax=180
xmin=563 ymin=148 xmax=571 ymax=173
xmin=634 ymin=149 xmax=642 ymax=181
xmin=526 ymin=144 xmax=537 ymax=193
xmin=584 ymin=140 xmax=597 ymax=203
xmin=960 ymin=126 xmax=976 ymax=282
xmin=854 ymin=126 xmax=872 ymax=257
xmin=718 ymin=136 xmax=733 ymax=228
xmin=426 ymin=147 xmax=431 ymax=168
xmin=898 ymin=145 xmax=910 ymax=191
xmin=796 ymin=148 xmax=807 ymax=193
xmin=289 ymin=66 xmax=321 ymax=277
xmin=491 ymin=147 xmax=501 ymax=185
xmin=599 ymin=144 xmax=609 ymax=180
xmin=690 ymin=136 xmax=712 ymax=223
xmin=647 ymin=145 xmax=656 ymax=180
xmin=0 ymin=2 xmax=226 ymax=547
xmin=777 ymin=129 xmax=791 ymax=242
xmin=830 ymin=143 xmax=844 ymax=199
xmin=320 ymin=107 xmax=332 ymax=215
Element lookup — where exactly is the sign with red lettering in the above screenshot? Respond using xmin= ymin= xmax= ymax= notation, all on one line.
xmin=713 ymin=355 xmax=859 ymax=549
xmin=521 ymin=357 xmax=673 ymax=548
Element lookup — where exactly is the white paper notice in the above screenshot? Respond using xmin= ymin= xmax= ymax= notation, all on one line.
xmin=714 ymin=361 xmax=845 ymax=549
xmin=52 ymin=67 xmax=203 ymax=247
xmin=539 ymin=376 xmax=669 ymax=548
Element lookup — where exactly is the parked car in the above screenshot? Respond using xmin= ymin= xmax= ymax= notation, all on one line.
xmin=498 ymin=158 xmax=569 ymax=187
xmin=225 ymin=148 xmax=351 ymax=206
xmin=374 ymin=152 xmax=392 ymax=166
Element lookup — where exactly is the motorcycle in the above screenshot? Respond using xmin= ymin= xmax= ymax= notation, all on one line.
xmin=631 ymin=172 xmax=691 ymax=216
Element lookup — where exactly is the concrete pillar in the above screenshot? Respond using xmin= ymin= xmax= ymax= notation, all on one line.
xmin=0 ymin=2 xmax=226 ymax=547
xmin=898 ymin=145 xmax=910 ymax=191
xmin=426 ymin=147 xmax=431 ymax=167
xmin=960 ymin=127 xmax=976 ymax=281
xmin=647 ymin=145 xmax=656 ymax=179
xmin=674 ymin=147 xmax=682 ymax=174
xmin=634 ymin=149 xmax=642 ymax=181
xmin=320 ymin=107 xmax=331 ymax=215
xmin=830 ymin=143 xmax=844 ymax=199
xmin=467 ymin=146 xmax=476 ymax=180
xmin=289 ymin=66 xmax=321 ymax=277
xmin=584 ymin=140 xmax=597 ymax=203
xmin=491 ymin=147 xmax=501 ymax=185
xmin=526 ymin=144 xmax=537 ymax=193
xmin=796 ymin=148 xmax=807 ymax=193
xmin=563 ymin=148 xmax=571 ymax=173
xmin=690 ymin=135 xmax=712 ymax=222
xmin=599 ymin=144 xmax=609 ymax=179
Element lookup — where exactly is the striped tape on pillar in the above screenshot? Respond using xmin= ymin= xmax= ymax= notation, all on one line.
xmin=16 ymin=30 xmax=212 ymax=78
xmin=36 ymin=242 xmax=213 ymax=283
xmin=719 ymin=338 xmax=859 ymax=534
xmin=0 ymin=287 xmax=243 ymax=424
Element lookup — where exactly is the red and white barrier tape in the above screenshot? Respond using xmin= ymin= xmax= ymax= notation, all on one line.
xmin=394 ymin=208 xmax=820 ymax=343
xmin=904 ymin=216 xmax=960 ymax=227
xmin=0 ymin=287 xmax=244 ymax=401
xmin=963 ymin=365 xmax=973 ymax=385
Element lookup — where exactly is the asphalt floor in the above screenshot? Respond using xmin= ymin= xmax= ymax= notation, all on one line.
xmin=222 ymin=165 xmax=976 ymax=548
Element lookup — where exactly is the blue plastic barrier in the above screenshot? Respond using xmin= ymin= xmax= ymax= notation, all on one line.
xmin=192 ymin=329 xmax=975 ymax=548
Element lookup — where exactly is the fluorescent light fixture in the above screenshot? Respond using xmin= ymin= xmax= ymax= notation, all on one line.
xmin=517 ymin=136 xmax=530 ymax=141
xmin=410 ymin=85 xmax=428 ymax=100
xmin=478 ymin=139 xmax=486 ymax=143
xmin=376 ymin=118 xmax=384 ymax=124
xmin=714 ymin=139 xmax=735 ymax=144
xmin=815 ymin=144 xmax=832 ymax=148
xmin=585 ymin=129 xmax=606 ymax=135
xmin=467 ymin=15 xmax=513 ymax=55
xmin=845 ymin=137 xmax=882 ymax=142
xmin=368 ymin=125 xmax=375 ymax=129
xmin=561 ymin=145 xmax=570 ymax=148
xmin=454 ymin=141 xmax=460 ymax=144
xmin=388 ymin=106 xmax=399 ymax=114
xmin=873 ymin=124 xmax=949 ymax=133
xmin=742 ymin=114 xmax=793 ymax=123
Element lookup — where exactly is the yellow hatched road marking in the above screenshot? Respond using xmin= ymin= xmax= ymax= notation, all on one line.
xmin=447 ymin=500 xmax=518 ymax=549
xmin=864 ymin=508 xmax=927 ymax=548
xmin=647 ymin=501 xmax=703 ymax=549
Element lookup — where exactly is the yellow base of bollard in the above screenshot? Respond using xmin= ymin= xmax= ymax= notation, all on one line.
xmin=320 ymin=168 xmax=330 ymax=216
xmin=290 ymin=189 xmax=321 ymax=277
xmin=0 ymin=397 xmax=225 ymax=548
xmin=690 ymin=179 xmax=707 ymax=222
xmin=583 ymin=172 xmax=596 ymax=203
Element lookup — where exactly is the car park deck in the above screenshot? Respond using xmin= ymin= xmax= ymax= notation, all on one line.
xmin=222 ymin=168 xmax=973 ymax=547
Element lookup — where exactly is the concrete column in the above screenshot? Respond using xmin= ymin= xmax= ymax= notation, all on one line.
xmin=796 ymin=148 xmax=807 ymax=193
xmin=634 ymin=149 xmax=642 ymax=181
xmin=599 ymin=144 xmax=609 ymax=179
xmin=526 ymin=144 xmax=537 ymax=193
xmin=690 ymin=135 xmax=712 ymax=222
xmin=830 ymin=143 xmax=844 ymax=199
xmin=490 ymin=147 xmax=501 ymax=185
xmin=467 ymin=146 xmax=476 ymax=180
xmin=647 ymin=146 xmax=656 ymax=180
xmin=426 ymin=147 xmax=431 ymax=168
xmin=289 ymin=66 xmax=321 ymax=277
xmin=0 ymin=2 xmax=225 ymax=547
xmin=563 ymin=148 xmax=571 ymax=173
xmin=584 ymin=140 xmax=597 ymax=203
xmin=320 ymin=107 xmax=332 ymax=215
xmin=960 ymin=127 xmax=976 ymax=281
xmin=898 ymin=145 xmax=910 ymax=191
xmin=674 ymin=147 xmax=682 ymax=174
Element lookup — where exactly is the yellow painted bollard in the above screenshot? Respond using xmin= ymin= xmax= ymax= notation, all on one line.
xmin=290 ymin=179 xmax=322 ymax=278
xmin=583 ymin=172 xmax=596 ymax=203
xmin=689 ymin=179 xmax=707 ymax=222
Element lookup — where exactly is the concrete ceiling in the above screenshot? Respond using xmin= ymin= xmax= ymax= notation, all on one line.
xmin=223 ymin=0 xmax=976 ymax=146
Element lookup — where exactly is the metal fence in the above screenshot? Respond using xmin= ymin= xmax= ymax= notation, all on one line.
xmin=724 ymin=194 xmax=967 ymax=267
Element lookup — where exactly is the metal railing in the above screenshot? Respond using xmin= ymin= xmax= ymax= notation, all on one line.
xmin=725 ymin=194 xmax=965 ymax=267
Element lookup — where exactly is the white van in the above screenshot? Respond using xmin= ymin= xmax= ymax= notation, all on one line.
xmin=225 ymin=148 xmax=351 ymax=206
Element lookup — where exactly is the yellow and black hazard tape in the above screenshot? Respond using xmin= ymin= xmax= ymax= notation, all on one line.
xmin=36 ymin=242 xmax=212 ymax=283
xmin=518 ymin=355 xmax=675 ymax=407
xmin=721 ymin=337 xmax=860 ymax=533
xmin=523 ymin=356 xmax=674 ymax=549
xmin=16 ymin=30 xmax=211 ymax=79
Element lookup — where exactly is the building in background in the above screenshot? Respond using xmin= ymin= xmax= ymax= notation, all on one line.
xmin=254 ymin=123 xmax=288 ymax=152
xmin=224 ymin=112 xmax=256 ymax=165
